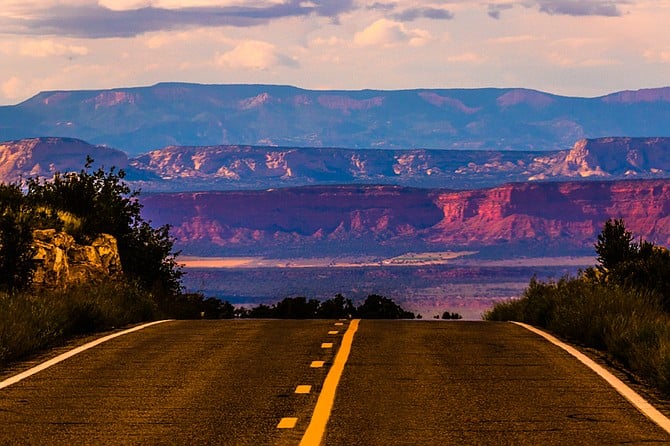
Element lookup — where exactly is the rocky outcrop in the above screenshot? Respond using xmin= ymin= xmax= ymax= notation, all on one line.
xmin=535 ymin=137 xmax=670 ymax=180
xmin=31 ymin=229 xmax=123 ymax=288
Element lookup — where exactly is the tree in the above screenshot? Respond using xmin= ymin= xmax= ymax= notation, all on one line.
xmin=0 ymin=183 xmax=36 ymax=292
xmin=273 ymin=296 xmax=320 ymax=318
xmin=355 ymin=294 xmax=415 ymax=319
xmin=26 ymin=159 xmax=182 ymax=297
xmin=588 ymin=218 xmax=670 ymax=310
xmin=120 ymin=221 xmax=183 ymax=298
xmin=26 ymin=157 xmax=141 ymax=243
xmin=316 ymin=294 xmax=355 ymax=319
xmin=595 ymin=218 xmax=637 ymax=274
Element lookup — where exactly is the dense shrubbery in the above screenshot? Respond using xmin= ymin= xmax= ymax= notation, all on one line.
xmin=485 ymin=218 xmax=670 ymax=394
xmin=230 ymin=294 xmax=415 ymax=320
xmin=0 ymin=159 xmax=416 ymax=367
xmin=0 ymin=161 xmax=188 ymax=364
xmin=1 ymin=159 xmax=183 ymax=297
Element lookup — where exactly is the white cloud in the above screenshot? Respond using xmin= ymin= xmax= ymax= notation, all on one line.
xmin=488 ymin=35 xmax=541 ymax=45
xmin=144 ymin=29 xmax=233 ymax=49
xmin=97 ymin=0 xmax=286 ymax=10
xmin=18 ymin=40 xmax=89 ymax=58
xmin=311 ymin=36 xmax=346 ymax=47
xmin=216 ymin=40 xmax=297 ymax=70
xmin=354 ymin=19 xmax=431 ymax=47
xmin=1 ymin=77 xmax=24 ymax=100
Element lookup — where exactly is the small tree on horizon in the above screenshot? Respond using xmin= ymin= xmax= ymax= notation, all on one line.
xmin=594 ymin=218 xmax=637 ymax=274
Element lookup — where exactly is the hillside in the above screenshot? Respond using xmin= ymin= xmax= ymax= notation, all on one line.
xmin=2 ymin=137 xmax=670 ymax=191
xmin=3 ymin=83 xmax=670 ymax=154
xmin=139 ymin=180 xmax=670 ymax=258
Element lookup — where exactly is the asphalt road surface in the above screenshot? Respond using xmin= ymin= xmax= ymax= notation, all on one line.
xmin=1 ymin=320 xmax=669 ymax=445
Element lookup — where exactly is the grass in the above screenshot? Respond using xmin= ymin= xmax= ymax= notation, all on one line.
xmin=0 ymin=281 xmax=158 ymax=366
xmin=485 ymin=277 xmax=670 ymax=395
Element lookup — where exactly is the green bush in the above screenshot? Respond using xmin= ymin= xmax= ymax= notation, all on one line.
xmin=485 ymin=218 xmax=670 ymax=394
xmin=25 ymin=160 xmax=183 ymax=297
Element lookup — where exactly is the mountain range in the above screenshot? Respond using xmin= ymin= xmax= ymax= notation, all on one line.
xmin=2 ymin=82 xmax=670 ymax=263
xmin=2 ymin=136 xmax=670 ymax=191
xmin=3 ymin=83 xmax=670 ymax=155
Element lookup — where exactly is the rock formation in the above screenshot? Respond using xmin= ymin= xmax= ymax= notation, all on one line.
xmin=0 ymin=137 xmax=128 ymax=183
xmin=139 ymin=179 xmax=670 ymax=258
xmin=3 ymin=137 xmax=670 ymax=192
xmin=31 ymin=229 xmax=123 ymax=288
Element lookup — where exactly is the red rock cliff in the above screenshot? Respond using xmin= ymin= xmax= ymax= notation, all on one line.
xmin=140 ymin=180 xmax=670 ymax=256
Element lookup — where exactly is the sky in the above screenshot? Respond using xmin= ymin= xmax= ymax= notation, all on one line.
xmin=1 ymin=0 xmax=670 ymax=105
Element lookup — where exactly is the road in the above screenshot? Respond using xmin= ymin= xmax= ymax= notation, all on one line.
xmin=1 ymin=320 xmax=669 ymax=445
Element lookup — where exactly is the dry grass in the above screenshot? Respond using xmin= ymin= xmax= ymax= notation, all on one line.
xmin=485 ymin=278 xmax=670 ymax=395
xmin=0 ymin=282 xmax=157 ymax=366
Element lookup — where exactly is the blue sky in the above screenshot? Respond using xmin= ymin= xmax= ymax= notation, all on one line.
xmin=1 ymin=1 xmax=669 ymax=104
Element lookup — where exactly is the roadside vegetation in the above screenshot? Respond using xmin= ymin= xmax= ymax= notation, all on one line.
xmin=185 ymin=293 xmax=416 ymax=320
xmin=485 ymin=219 xmax=670 ymax=395
xmin=0 ymin=161 xmax=419 ymax=366
xmin=0 ymin=160 xmax=186 ymax=365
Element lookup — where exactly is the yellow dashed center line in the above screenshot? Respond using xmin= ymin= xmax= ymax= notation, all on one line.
xmin=321 ymin=343 xmax=333 ymax=349
xmin=334 ymin=322 xmax=344 ymax=326
xmin=300 ymin=319 xmax=360 ymax=446
xmin=295 ymin=385 xmax=312 ymax=394
xmin=277 ymin=417 xmax=298 ymax=429
xmin=328 ymin=330 xmax=339 ymax=335
xmin=310 ymin=360 xmax=325 ymax=368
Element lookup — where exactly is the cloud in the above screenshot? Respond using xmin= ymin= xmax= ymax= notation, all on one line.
xmin=393 ymin=7 xmax=454 ymax=22
xmin=0 ymin=0 xmax=356 ymax=38
xmin=487 ymin=3 xmax=515 ymax=19
xmin=1 ymin=77 xmax=24 ymax=100
xmin=216 ymin=40 xmax=298 ymax=70
xmin=486 ymin=1 xmax=629 ymax=18
xmin=18 ymin=39 xmax=89 ymax=57
xmin=488 ymin=34 xmax=540 ymax=44
xmin=354 ymin=18 xmax=431 ymax=47
xmin=536 ymin=0 xmax=628 ymax=17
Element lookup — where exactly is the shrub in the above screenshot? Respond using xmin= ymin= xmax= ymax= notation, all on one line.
xmin=355 ymin=294 xmax=415 ymax=319
xmin=485 ymin=217 xmax=670 ymax=395
xmin=0 ymin=183 xmax=37 ymax=292
xmin=23 ymin=160 xmax=183 ymax=297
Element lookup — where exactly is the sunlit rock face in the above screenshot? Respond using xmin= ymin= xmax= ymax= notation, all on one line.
xmin=3 ymin=137 xmax=670 ymax=192
xmin=0 ymin=137 xmax=127 ymax=183
xmin=139 ymin=180 xmax=670 ymax=258
xmin=32 ymin=230 xmax=122 ymax=288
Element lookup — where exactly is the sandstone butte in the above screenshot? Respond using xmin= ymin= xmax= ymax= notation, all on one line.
xmin=31 ymin=229 xmax=123 ymax=288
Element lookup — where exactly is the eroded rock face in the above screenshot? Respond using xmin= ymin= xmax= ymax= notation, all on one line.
xmin=139 ymin=180 xmax=670 ymax=257
xmin=32 ymin=229 xmax=122 ymax=288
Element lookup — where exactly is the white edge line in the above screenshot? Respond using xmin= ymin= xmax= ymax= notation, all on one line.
xmin=0 ymin=320 xmax=173 ymax=390
xmin=513 ymin=321 xmax=670 ymax=435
